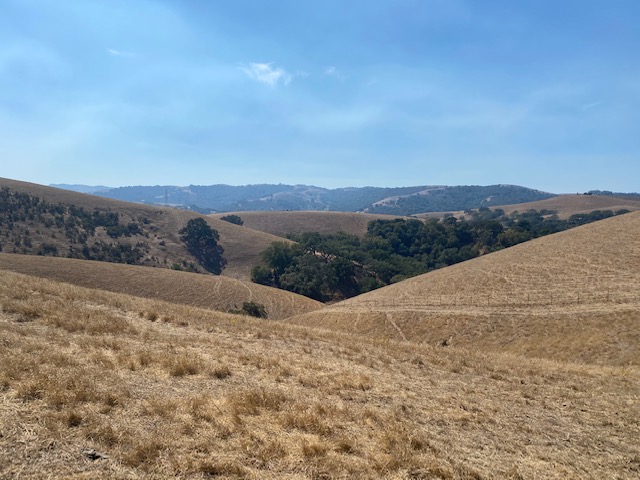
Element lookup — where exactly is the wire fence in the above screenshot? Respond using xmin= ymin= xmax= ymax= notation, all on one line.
xmin=356 ymin=290 xmax=640 ymax=309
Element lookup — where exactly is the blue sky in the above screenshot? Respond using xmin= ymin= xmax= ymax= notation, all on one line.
xmin=1 ymin=0 xmax=639 ymax=192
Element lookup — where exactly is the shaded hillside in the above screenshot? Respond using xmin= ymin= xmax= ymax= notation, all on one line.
xmin=0 ymin=178 xmax=288 ymax=281
xmin=210 ymin=211 xmax=407 ymax=237
xmin=288 ymin=212 xmax=640 ymax=366
xmin=0 ymin=254 xmax=322 ymax=320
xmin=365 ymin=184 xmax=554 ymax=215
xmin=95 ymin=184 xmax=427 ymax=212
xmin=1 ymin=270 xmax=638 ymax=478
xmin=91 ymin=182 xmax=554 ymax=214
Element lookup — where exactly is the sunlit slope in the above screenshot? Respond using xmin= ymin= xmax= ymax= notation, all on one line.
xmin=1 ymin=270 xmax=638 ymax=479
xmin=210 ymin=210 xmax=407 ymax=237
xmin=496 ymin=194 xmax=640 ymax=218
xmin=288 ymin=212 xmax=640 ymax=365
xmin=413 ymin=194 xmax=640 ymax=220
xmin=0 ymin=177 xmax=288 ymax=280
xmin=0 ymin=254 xmax=321 ymax=320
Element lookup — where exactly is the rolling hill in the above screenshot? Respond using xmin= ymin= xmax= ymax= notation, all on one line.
xmin=1 ymin=269 xmax=638 ymax=478
xmin=0 ymin=178 xmax=288 ymax=281
xmin=414 ymin=194 xmax=640 ymax=220
xmin=210 ymin=211 xmax=408 ymax=238
xmin=0 ymin=254 xmax=322 ymax=320
xmin=492 ymin=194 xmax=640 ymax=218
xmin=287 ymin=211 xmax=640 ymax=366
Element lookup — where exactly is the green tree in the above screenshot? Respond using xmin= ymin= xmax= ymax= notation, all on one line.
xmin=179 ymin=218 xmax=226 ymax=274
xmin=241 ymin=301 xmax=268 ymax=318
xmin=259 ymin=242 xmax=300 ymax=282
xmin=220 ymin=214 xmax=244 ymax=226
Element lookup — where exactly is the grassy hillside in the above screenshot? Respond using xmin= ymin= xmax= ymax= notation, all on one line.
xmin=415 ymin=194 xmax=640 ymax=220
xmin=288 ymin=212 xmax=640 ymax=366
xmin=0 ymin=177 xmax=289 ymax=281
xmin=495 ymin=194 xmax=640 ymax=218
xmin=0 ymin=254 xmax=322 ymax=320
xmin=1 ymin=270 xmax=638 ymax=478
xmin=210 ymin=211 xmax=407 ymax=238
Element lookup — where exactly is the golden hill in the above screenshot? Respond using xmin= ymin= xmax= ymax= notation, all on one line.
xmin=0 ymin=253 xmax=322 ymax=320
xmin=0 ymin=177 xmax=288 ymax=281
xmin=1 ymin=269 xmax=639 ymax=478
xmin=288 ymin=211 xmax=640 ymax=366
xmin=210 ymin=210 xmax=407 ymax=238
xmin=495 ymin=194 xmax=640 ymax=218
xmin=414 ymin=194 xmax=640 ymax=220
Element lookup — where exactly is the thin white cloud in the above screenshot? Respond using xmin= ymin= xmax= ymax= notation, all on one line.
xmin=324 ymin=65 xmax=345 ymax=81
xmin=580 ymin=101 xmax=602 ymax=111
xmin=107 ymin=48 xmax=136 ymax=58
xmin=241 ymin=62 xmax=292 ymax=87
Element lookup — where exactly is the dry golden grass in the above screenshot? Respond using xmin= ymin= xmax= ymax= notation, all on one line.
xmin=495 ymin=194 xmax=640 ymax=219
xmin=0 ymin=253 xmax=322 ymax=320
xmin=289 ymin=212 xmax=640 ymax=366
xmin=210 ymin=211 xmax=408 ymax=238
xmin=0 ymin=177 xmax=289 ymax=280
xmin=1 ymin=269 xmax=639 ymax=479
xmin=414 ymin=194 xmax=640 ymax=221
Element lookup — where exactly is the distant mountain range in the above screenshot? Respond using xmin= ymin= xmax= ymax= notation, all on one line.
xmin=50 ymin=184 xmax=113 ymax=194
xmin=50 ymin=183 xmax=560 ymax=216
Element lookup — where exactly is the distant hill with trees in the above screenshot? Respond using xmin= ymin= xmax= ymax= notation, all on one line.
xmin=75 ymin=183 xmax=556 ymax=215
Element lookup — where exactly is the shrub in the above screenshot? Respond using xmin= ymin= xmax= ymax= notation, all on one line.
xmin=241 ymin=301 xmax=268 ymax=318
xmin=220 ymin=214 xmax=243 ymax=226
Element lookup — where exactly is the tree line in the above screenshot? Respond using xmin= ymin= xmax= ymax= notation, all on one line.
xmin=251 ymin=208 xmax=631 ymax=302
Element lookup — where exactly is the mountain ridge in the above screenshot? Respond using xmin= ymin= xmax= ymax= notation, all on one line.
xmin=59 ymin=182 xmax=558 ymax=215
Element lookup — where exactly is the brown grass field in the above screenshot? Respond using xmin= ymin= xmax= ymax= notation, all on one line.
xmin=209 ymin=211 xmax=408 ymax=238
xmin=0 ymin=178 xmax=290 ymax=281
xmin=1 ymin=269 xmax=639 ymax=478
xmin=288 ymin=211 xmax=640 ymax=366
xmin=414 ymin=194 xmax=640 ymax=220
xmin=494 ymin=194 xmax=640 ymax=219
xmin=0 ymin=254 xmax=322 ymax=320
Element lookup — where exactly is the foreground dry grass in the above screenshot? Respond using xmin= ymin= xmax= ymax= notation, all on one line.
xmin=210 ymin=211 xmax=408 ymax=238
xmin=289 ymin=212 xmax=640 ymax=366
xmin=0 ymin=254 xmax=322 ymax=320
xmin=1 ymin=270 xmax=639 ymax=479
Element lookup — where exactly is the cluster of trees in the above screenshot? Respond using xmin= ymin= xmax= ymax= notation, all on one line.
xmin=0 ymin=187 xmax=151 ymax=264
xmin=251 ymin=208 xmax=631 ymax=302
xmin=220 ymin=214 xmax=244 ymax=225
xmin=77 ymin=241 xmax=149 ymax=264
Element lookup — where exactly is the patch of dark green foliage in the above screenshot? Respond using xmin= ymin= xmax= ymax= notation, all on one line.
xmin=220 ymin=214 xmax=244 ymax=226
xmin=0 ymin=187 xmax=150 ymax=264
xmin=251 ymin=207 xmax=631 ymax=302
xmin=228 ymin=301 xmax=268 ymax=318
xmin=179 ymin=218 xmax=226 ymax=275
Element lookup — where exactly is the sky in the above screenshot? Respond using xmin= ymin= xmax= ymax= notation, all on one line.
xmin=1 ymin=0 xmax=639 ymax=193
